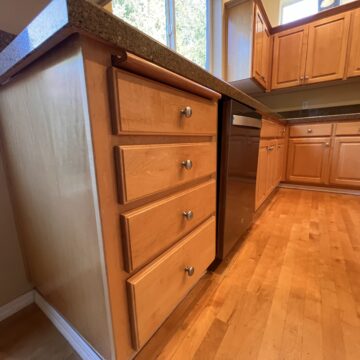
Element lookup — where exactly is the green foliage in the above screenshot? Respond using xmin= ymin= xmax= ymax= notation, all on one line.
xmin=112 ymin=0 xmax=207 ymax=68
xmin=175 ymin=0 xmax=207 ymax=68
xmin=112 ymin=0 xmax=167 ymax=45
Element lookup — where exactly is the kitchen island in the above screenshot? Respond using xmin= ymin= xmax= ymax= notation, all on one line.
xmin=0 ymin=1 xmax=280 ymax=359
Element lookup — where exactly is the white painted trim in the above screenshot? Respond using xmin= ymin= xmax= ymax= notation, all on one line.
xmin=279 ymin=183 xmax=360 ymax=196
xmin=0 ymin=290 xmax=34 ymax=322
xmin=34 ymin=292 xmax=102 ymax=360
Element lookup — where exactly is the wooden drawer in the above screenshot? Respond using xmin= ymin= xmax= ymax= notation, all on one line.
xmin=127 ymin=216 xmax=216 ymax=349
xmin=261 ymin=119 xmax=279 ymax=138
xmin=109 ymin=68 xmax=217 ymax=135
xmin=289 ymin=123 xmax=333 ymax=137
xmin=115 ymin=142 xmax=216 ymax=203
xmin=335 ymin=121 xmax=360 ymax=136
xmin=121 ymin=180 xmax=216 ymax=271
xmin=261 ymin=119 xmax=286 ymax=138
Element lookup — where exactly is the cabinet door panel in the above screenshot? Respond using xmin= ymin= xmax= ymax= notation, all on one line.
xmin=271 ymin=26 xmax=308 ymax=89
xmin=266 ymin=144 xmax=277 ymax=196
xmin=287 ymin=138 xmax=331 ymax=184
xmin=255 ymin=143 xmax=269 ymax=209
xmin=276 ymin=141 xmax=285 ymax=185
xmin=347 ymin=9 xmax=360 ymax=78
xmin=330 ymin=137 xmax=360 ymax=187
xmin=253 ymin=6 xmax=270 ymax=89
xmin=305 ymin=12 xmax=351 ymax=84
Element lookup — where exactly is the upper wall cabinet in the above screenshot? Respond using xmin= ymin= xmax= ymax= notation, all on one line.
xmin=347 ymin=8 xmax=360 ymax=78
xmin=305 ymin=12 xmax=351 ymax=84
xmin=252 ymin=5 xmax=271 ymax=89
xmin=226 ymin=0 xmax=271 ymax=92
xmin=271 ymin=25 xmax=308 ymax=89
xmin=272 ymin=12 xmax=351 ymax=89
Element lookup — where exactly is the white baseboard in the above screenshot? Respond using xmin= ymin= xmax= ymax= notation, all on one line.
xmin=0 ymin=290 xmax=34 ymax=322
xmin=0 ymin=290 xmax=102 ymax=360
xmin=34 ymin=292 xmax=102 ymax=360
xmin=279 ymin=183 xmax=360 ymax=196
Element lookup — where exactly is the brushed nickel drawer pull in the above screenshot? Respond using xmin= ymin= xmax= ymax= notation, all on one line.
xmin=183 ymin=210 xmax=194 ymax=220
xmin=181 ymin=159 xmax=193 ymax=170
xmin=184 ymin=266 xmax=195 ymax=276
xmin=180 ymin=106 xmax=192 ymax=118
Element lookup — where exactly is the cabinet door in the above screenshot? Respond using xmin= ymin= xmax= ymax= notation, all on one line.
xmin=276 ymin=141 xmax=285 ymax=185
xmin=271 ymin=25 xmax=308 ymax=89
xmin=305 ymin=12 xmax=351 ymax=84
xmin=330 ymin=137 xmax=360 ymax=187
xmin=347 ymin=9 xmax=360 ymax=78
xmin=265 ymin=143 xmax=277 ymax=196
xmin=255 ymin=142 xmax=269 ymax=209
xmin=287 ymin=138 xmax=331 ymax=184
xmin=253 ymin=6 xmax=270 ymax=89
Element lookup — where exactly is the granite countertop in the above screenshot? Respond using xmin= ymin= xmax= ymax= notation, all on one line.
xmin=0 ymin=0 xmax=279 ymax=118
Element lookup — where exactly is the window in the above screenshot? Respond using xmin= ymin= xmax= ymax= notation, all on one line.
xmin=111 ymin=0 xmax=209 ymax=69
xmin=281 ymin=0 xmax=317 ymax=25
xmin=280 ymin=0 xmax=356 ymax=25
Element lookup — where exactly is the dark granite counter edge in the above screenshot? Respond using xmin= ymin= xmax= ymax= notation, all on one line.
xmin=0 ymin=0 xmax=280 ymax=119
xmin=286 ymin=113 xmax=360 ymax=124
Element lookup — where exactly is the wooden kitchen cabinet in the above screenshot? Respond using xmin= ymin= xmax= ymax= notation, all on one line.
xmin=271 ymin=25 xmax=308 ymax=89
xmin=330 ymin=137 xmax=360 ymax=187
xmin=305 ymin=12 xmax=351 ymax=84
xmin=287 ymin=137 xmax=331 ymax=184
xmin=253 ymin=5 xmax=271 ymax=89
xmin=255 ymin=139 xmax=279 ymax=209
xmin=275 ymin=140 xmax=285 ymax=184
xmin=256 ymin=141 xmax=270 ymax=209
xmin=347 ymin=8 xmax=360 ymax=78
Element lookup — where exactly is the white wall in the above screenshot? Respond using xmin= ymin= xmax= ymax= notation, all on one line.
xmin=0 ymin=152 xmax=32 ymax=306
xmin=0 ymin=0 xmax=50 ymax=34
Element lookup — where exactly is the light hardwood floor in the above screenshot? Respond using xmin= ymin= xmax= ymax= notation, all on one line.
xmin=137 ymin=188 xmax=360 ymax=360
xmin=0 ymin=304 xmax=80 ymax=360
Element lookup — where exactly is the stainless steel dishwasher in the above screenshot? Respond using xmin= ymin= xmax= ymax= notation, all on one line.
xmin=217 ymin=98 xmax=262 ymax=260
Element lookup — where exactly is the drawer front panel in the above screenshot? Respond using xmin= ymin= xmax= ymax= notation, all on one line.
xmin=115 ymin=142 xmax=217 ymax=203
xmin=110 ymin=69 xmax=217 ymax=135
xmin=127 ymin=216 xmax=216 ymax=349
xmin=289 ymin=123 xmax=333 ymax=137
xmin=121 ymin=180 xmax=216 ymax=271
xmin=335 ymin=121 xmax=360 ymax=136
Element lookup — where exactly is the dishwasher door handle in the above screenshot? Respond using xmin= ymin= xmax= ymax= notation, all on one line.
xmin=232 ymin=115 xmax=262 ymax=129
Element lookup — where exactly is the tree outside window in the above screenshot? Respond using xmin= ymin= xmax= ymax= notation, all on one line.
xmin=112 ymin=0 xmax=208 ymax=69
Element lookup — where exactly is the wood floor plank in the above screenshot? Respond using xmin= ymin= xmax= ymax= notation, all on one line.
xmin=136 ymin=189 xmax=360 ymax=360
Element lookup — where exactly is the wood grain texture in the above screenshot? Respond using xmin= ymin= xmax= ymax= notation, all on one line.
xmin=271 ymin=25 xmax=308 ymax=90
xmin=289 ymin=123 xmax=333 ymax=137
xmin=252 ymin=4 xmax=271 ymax=89
xmin=128 ymin=216 xmax=216 ymax=349
xmin=121 ymin=180 xmax=216 ymax=272
xmin=115 ymin=142 xmax=216 ymax=203
xmin=109 ymin=68 xmax=218 ymax=136
xmin=305 ymin=12 xmax=351 ymax=84
xmin=347 ymin=9 xmax=360 ymax=78
xmin=287 ymin=137 xmax=331 ymax=184
xmin=137 ymin=188 xmax=360 ymax=360
xmin=330 ymin=136 xmax=360 ymax=187
xmin=0 ymin=36 xmax=112 ymax=359
xmin=112 ymin=52 xmax=221 ymax=100
xmin=0 ymin=304 xmax=80 ymax=360
xmin=81 ymin=36 xmax=217 ymax=360
xmin=335 ymin=121 xmax=360 ymax=135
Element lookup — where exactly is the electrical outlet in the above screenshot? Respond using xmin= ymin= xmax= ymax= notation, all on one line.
xmin=302 ymin=101 xmax=309 ymax=109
